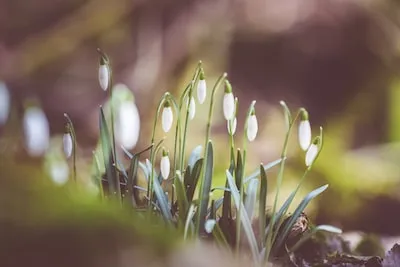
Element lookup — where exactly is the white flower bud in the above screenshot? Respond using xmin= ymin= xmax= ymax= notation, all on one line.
xmin=161 ymin=101 xmax=173 ymax=133
xmin=63 ymin=133 xmax=73 ymax=158
xmin=205 ymin=219 xmax=217 ymax=234
xmin=305 ymin=141 xmax=318 ymax=167
xmin=48 ymin=160 xmax=69 ymax=186
xmin=247 ymin=111 xmax=258 ymax=142
xmin=187 ymin=96 xmax=196 ymax=120
xmin=115 ymin=101 xmax=140 ymax=149
xmin=160 ymin=150 xmax=170 ymax=180
xmin=227 ymin=117 xmax=237 ymax=136
xmin=23 ymin=106 xmax=50 ymax=157
xmin=223 ymin=80 xmax=235 ymax=120
xmin=197 ymin=75 xmax=207 ymax=104
xmin=298 ymin=109 xmax=311 ymax=151
xmin=0 ymin=82 xmax=10 ymax=125
xmin=98 ymin=61 xmax=109 ymax=91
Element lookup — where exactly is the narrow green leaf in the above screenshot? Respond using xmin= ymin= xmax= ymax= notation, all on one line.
xmin=259 ymin=164 xmax=268 ymax=247
xmin=184 ymin=204 xmax=197 ymax=240
xmin=126 ymin=153 xmax=139 ymax=208
xmin=198 ymin=140 xmax=214 ymax=234
xmin=207 ymin=197 xmax=224 ymax=217
xmin=174 ymin=171 xmax=189 ymax=224
xmin=99 ymin=107 xmax=119 ymax=199
xmin=273 ymin=184 xmax=329 ymax=252
xmin=222 ymin=147 xmax=235 ymax=220
xmin=244 ymin=179 xmax=258 ymax=220
xmin=290 ymin=224 xmax=342 ymax=252
xmin=235 ymin=149 xmax=243 ymax=189
xmin=226 ymin=170 xmax=259 ymax=262
xmin=186 ymin=158 xmax=203 ymax=202
xmin=244 ymin=158 xmax=282 ymax=184
xmin=138 ymin=161 xmax=149 ymax=180
xmin=153 ymin=172 xmax=173 ymax=223
xmin=188 ymin=145 xmax=202 ymax=170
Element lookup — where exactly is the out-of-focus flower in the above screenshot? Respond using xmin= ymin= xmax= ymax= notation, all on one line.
xmin=98 ymin=57 xmax=110 ymax=91
xmin=247 ymin=109 xmax=258 ymax=142
xmin=63 ymin=132 xmax=73 ymax=158
xmin=48 ymin=160 xmax=69 ymax=186
xmin=160 ymin=149 xmax=170 ymax=180
xmin=23 ymin=106 xmax=50 ymax=157
xmin=0 ymin=82 xmax=10 ymax=125
xmin=223 ymin=80 xmax=235 ymax=120
xmin=115 ymin=101 xmax=140 ymax=150
xmin=197 ymin=72 xmax=206 ymax=104
xmin=298 ymin=109 xmax=311 ymax=151
xmin=187 ymin=96 xmax=196 ymax=120
xmin=205 ymin=219 xmax=216 ymax=234
xmin=162 ymin=101 xmax=173 ymax=133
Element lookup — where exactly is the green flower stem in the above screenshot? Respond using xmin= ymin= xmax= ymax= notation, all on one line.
xmin=264 ymin=103 xmax=301 ymax=261
xmin=195 ymin=72 xmax=227 ymax=236
xmin=63 ymin=113 xmax=77 ymax=183
xmin=179 ymin=63 xmax=202 ymax=171
xmin=236 ymin=100 xmax=256 ymax=254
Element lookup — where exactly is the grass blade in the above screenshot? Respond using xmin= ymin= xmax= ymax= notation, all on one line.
xmin=186 ymin=158 xmax=203 ymax=202
xmin=184 ymin=204 xmax=197 ymax=240
xmin=273 ymin=184 xmax=329 ymax=253
xmin=153 ymin=172 xmax=173 ymax=223
xmin=197 ymin=140 xmax=214 ymax=234
xmin=126 ymin=153 xmax=139 ymax=208
xmin=226 ymin=170 xmax=259 ymax=262
xmin=235 ymin=149 xmax=243 ymax=189
xmin=174 ymin=171 xmax=189 ymax=224
xmin=244 ymin=158 xmax=282 ymax=184
xmin=244 ymin=179 xmax=258 ymax=221
xmin=259 ymin=164 xmax=268 ymax=247
xmin=188 ymin=145 xmax=202 ymax=170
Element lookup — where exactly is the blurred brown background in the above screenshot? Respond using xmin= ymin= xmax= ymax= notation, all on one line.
xmin=1 ymin=0 xmax=400 ymax=237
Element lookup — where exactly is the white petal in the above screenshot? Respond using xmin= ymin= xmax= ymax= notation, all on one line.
xmin=98 ymin=65 xmax=109 ymax=91
xmin=188 ymin=96 xmax=196 ymax=120
xmin=115 ymin=101 xmax=140 ymax=149
xmin=305 ymin=144 xmax=318 ymax=167
xmin=160 ymin=155 xmax=170 ymax=180
xmin=161 ymin=106 xmax=173 ymax=133
xmin=247 ymin=114 xmax=258 ymax=142
xmin=49 ymin=160 xmax=69 ymax=186
xmin=205 ymin=219 xmax=216 ymax=234
xmin=23 ymin=107 xmax=50 ymax=157
xmin=223 ymin=93 xmax=235 ymax=120
xmin=227 ymin=117 xmax=237 ymax=136
xmin=298 ymin=120 xmax=312 ymax=151
xmin=63 ymin=133 xmax=73 ymax=158
xmin=197 ymin=79 xmax=207 ymax=104
xmin=0 ymin=82 xmax=10 ymax=125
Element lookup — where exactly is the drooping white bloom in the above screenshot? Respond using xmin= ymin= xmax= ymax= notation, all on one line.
xmin=161 ymin=101 xmax=173 ymax=133
xmin=63 ymin=133 xmax=73 ymax=158
xmin=48 ymin=160 xmax=69 ymax=186
xmin=98 ymin=58 xmax=109 ymax=91
xmin=160 ymin=149 xmax=170 ymax=180
xmin=23 ymin=106 xmax=50 ymax=157
xmin=223 ymin=80 xmax=235 ymax=120
xmin=227 ymin=117 xmax=237 ymax=136
xmin=115 ymin=101 xmax=140 ymax=149
xmin=187 ymin=96 xmax=196 ymax=120
xmin=305 ymin=141 xmax=318 ymax=167
xmin=298 ymin=109 xmax=311 ymax=151
xmin=204 ymin=219 xmax=217 ymax=234
xmin=0 ymin=82 xmax=10 ymax=125
xmin=247 ymin=110 xmax=258 ymax=142
xmin=197 ymin=74 xmax=206 ymax=104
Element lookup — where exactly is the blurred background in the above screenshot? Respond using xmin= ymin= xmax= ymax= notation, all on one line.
xmin=1 ymin=0 xmax=400 ymax=245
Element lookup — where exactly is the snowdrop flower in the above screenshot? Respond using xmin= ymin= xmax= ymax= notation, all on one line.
xmin=197 ymin=71 xmax=206 ymax=104
xmin=115 ymin=101 xmax=140 ymax=149
xmin=204 ymin=219 xmax=216 ymax=234
xmin=305 ymin=140 xmax=319 ymax=167
xmin=298 ymin=109 xmax=311 ymax=151
xmin=223 ymin=80 xmax=235 ymax=120
xmin=227 ymin=117 xmax=237 ymax=136
xmin=98 ymin=57 xmax=110 ymax=91
xmin=23 ymin=106 xmax=50 ymax=157
xmin=63 ymin=131 xmax=73 ymax=158
xmin=160 ymin=149 xmax=170 ymax=180
xmin=161 ymin=100 xmax=173 ymax=133
xmin=48 ymin=160 xmax=69 ymax=186
xmin=0 ymin=82 xmax=10 ymax=125
xmin=187 ymin=96 xmax=196 ymax=120
xmin=246 ymin=109 xmax=258 ymax=142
